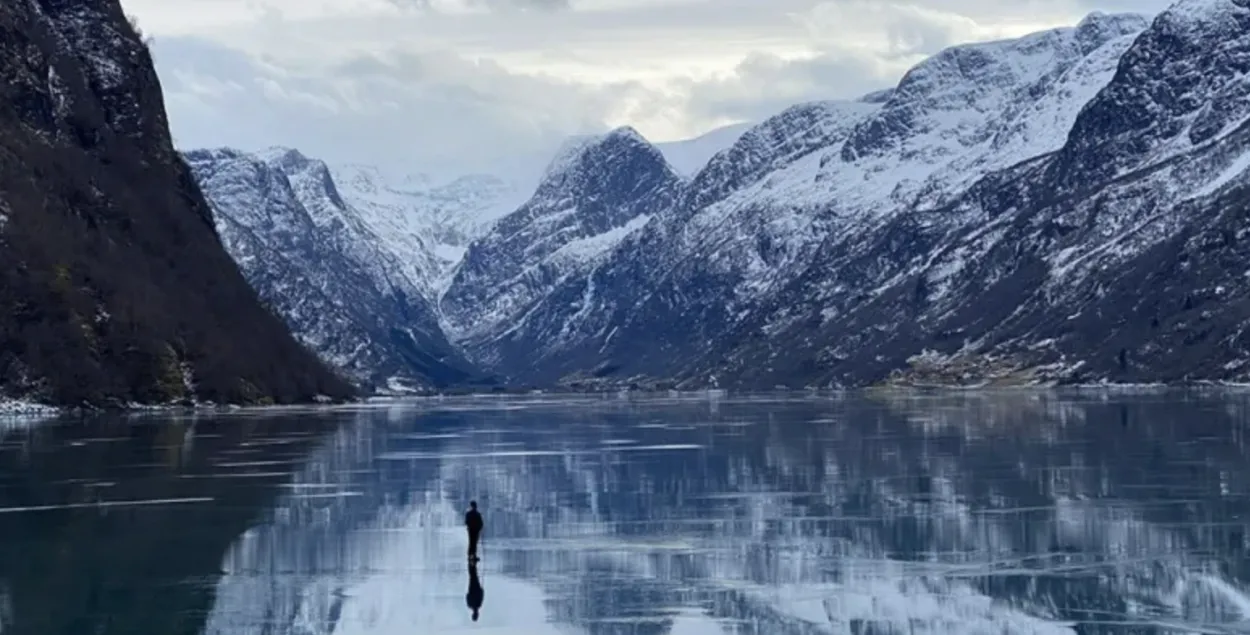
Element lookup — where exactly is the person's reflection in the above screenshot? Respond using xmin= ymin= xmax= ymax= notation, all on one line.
xmin=466 ymin=559 xmax=485 ymax=621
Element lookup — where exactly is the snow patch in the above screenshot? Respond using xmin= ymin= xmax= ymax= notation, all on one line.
xmin=46 ymin=65 xmax=70 ymax=122
xmin=548 ymin=214 xmax=652 ymax=267
xmin=1185 ymin=149 xmax=1250 ymax=200
xmin=0 ymin=399 xmax=60 ymax=436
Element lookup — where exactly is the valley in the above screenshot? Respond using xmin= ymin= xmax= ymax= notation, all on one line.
xmin=190 ymin=0 xmax=1250 ymax=394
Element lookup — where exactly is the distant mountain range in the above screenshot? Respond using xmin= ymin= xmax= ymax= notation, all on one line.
xmin=187 ymin=122 xmax=752 ymax=392
xmin=183 ymin=148 xmax=492 ymax=394
xmin=191 ymin=0 xmax=1250 ymax=392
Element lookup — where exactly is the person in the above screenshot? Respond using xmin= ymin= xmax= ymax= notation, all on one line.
xmin=466 ymin=559 xmax=484 ymax=621
xmin=464 ymin=500 xmax=484 ymax=559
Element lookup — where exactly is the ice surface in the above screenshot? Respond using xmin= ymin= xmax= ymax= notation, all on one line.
xmin=0 ymin=497 xmax=213 ymax=514
xmin=187 ymin=394 xmax=1250 ymax=635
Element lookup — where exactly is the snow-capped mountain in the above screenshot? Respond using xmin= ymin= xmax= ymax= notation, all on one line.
xmin=187 ymin=0 xmax=1250 ymax=391
xmin=329 ymin=163 xmax=538 ymax=282
xmin=441 ymin=10 xmax=1154 ymax=386
xmin=678 ymin=0 xmax=1250 ymax=388
xmin=185 ymin=148 xmax=490 ymax=392
xmin=440 ymin=127 xmax=683 ymax=354
xmin=184 ymin=124 xmax=743 ymax=391
xmin=439 ymin=3 xmax=1250 ymax=389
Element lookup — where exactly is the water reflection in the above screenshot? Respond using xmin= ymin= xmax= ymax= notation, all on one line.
xmin=2 ymin=391 xmax=1250 ymax=634
xmin=0 ymin=408 xmax=358 ymax=635
xmin=467 ymin=559 xmax=484 ymax=621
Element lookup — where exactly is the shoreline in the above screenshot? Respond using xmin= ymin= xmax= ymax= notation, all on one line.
xmin=9 ymin=379 xmax=1250 ymax=422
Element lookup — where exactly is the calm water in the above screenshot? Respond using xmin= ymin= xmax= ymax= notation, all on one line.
xmin=1 ymin=390 xmax=1249 ymax=635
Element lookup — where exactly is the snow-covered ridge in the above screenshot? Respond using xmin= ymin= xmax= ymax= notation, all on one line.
xmin=439 ymin=125 xmax=683 ymax=345
xmin=328 ymin=163 xmax=532 ymax=285
xmin=688 ymin=0 xmax=1250 ymax=389
xmin=809 ymin=11 xmax=1150 ymax=217
xmin=185 ymin=1 xmax=1250 ymax=391
xmin=1051 ymin=0 xmax=1250 ymax=190
xmin=186 ymin=148 xmax=485 ymax=391
xmin=532 ymin=125 xmax=675 ymax=192
xmin=433 ymin=5 xmax=1250 ymax=389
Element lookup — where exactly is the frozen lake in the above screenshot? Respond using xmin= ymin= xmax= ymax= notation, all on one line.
xmin=1 ymin=390 xmax=1249 ymax=634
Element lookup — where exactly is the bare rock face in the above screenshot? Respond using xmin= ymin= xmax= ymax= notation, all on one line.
xmin=0 ymin=0 xmax=354 ymax=405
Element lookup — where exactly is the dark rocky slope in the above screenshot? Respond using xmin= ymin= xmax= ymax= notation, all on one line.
xmin=0 ymin=0 xmax=353 ymax=405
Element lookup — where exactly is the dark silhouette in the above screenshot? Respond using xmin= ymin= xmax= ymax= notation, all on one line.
xmin=466 ymin=560 xmax=484 ymax=621
xmin=465 ymin=501 xmax=484 ymax=559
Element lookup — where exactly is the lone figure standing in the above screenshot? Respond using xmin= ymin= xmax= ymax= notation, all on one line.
xmin=465 ymin=500 xmax=484 ymax=559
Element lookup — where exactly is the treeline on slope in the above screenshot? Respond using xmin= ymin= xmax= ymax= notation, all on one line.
xmin=0 ymin=0 xmax=354 ymax=406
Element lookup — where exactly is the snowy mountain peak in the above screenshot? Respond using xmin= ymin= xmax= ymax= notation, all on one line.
xmin=326 ymin=161 xmax=535 ymax=283
xmin=441 ymin=126 xmax=682 ymax=346
xmin=1073 ymin=10 xmax=1151 ymax=41
xmin=182 ymin=147 xmax=249 ymax=163
xmin=1052 ymin=0 xmax=1250 ymax=188
xmin=267 ymin=149 xmax=352 ymax=214
xmin=257 ymin=146 xmax=311 ymax=169
xmin=655 ymin=122 xmax=753 ymax=177
xmin=1159 ymin=0 xmax=1248 ymax=29
xmin=187 ymin=147 xmax=486 ymax=391
xmin=533 ymin=125 xmax=676 ymax=198
xmin=605 ymin=125 xmax=647 ymax=143
xmin=840 ymin=11 xmax=1149 ymax=164
xmin=858 ymin=88 xmax=895 ymax=104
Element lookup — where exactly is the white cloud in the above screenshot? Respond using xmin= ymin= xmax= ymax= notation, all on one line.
xmin=120 ymin=0 xmax=1177 ymax=176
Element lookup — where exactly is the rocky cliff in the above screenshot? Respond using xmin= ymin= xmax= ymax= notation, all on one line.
xmin=0 ymin=0 xmax=353 ymax=405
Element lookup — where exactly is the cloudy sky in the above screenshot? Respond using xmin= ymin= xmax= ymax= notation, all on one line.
xmin=118 ymin=0 xmax=1173 ymax=177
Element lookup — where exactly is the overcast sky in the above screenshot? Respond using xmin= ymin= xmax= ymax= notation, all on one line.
xmin=118 ymin=0 xmax=1174 ymax=176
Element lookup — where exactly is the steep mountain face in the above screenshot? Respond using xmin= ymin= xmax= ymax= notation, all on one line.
xmin=184 ymin=125 xmax=748 ymax=392
xmin=444 ymin=11 xmax=1155 ymax=387
xmin=469 ymin=99 xmax=887 ymax=384
xmin=683 ymin=0 xmax=1250 ymax=388
xmin=439 ymin=127 xmax=683 ymax=367
xmin=178 ymin=0 xmax=1250 ymax=392
xmin=185 ymin=148 xmax=489 ymax=392
xmin=0 ymin=0 xmax=352 ymax=405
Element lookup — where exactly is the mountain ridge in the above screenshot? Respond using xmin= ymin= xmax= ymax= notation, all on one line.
xmin=186 ymin=1 xmax=1250 ymax=392
xmin=184 ymin=147 xmax=490 ymax=393
xmin=452 ymin=9 xmax=1155 ymax=388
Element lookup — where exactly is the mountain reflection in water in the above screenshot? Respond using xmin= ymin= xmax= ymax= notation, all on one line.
xmin=0 ymin=390 xmax=1249 ymax=635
